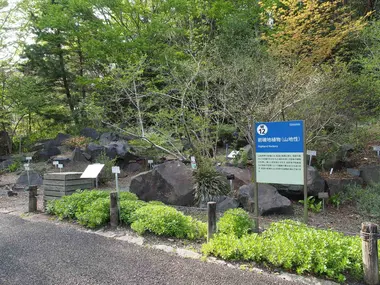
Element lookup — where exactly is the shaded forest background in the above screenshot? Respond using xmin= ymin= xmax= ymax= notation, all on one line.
xmin=1 ymin=0 xmax=380 ymax=164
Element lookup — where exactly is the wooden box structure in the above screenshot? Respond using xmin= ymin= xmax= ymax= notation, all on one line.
xmin=43 ymin=172 xmax=94 ymax=202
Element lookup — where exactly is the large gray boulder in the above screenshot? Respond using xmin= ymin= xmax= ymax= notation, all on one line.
xmin=33 ymin=145 xmax=61 ymax=161
xmin=200 ymin=196 xmax=239 ymax=212
xmin=99 ymin=132 xmax=123 ymax=145
xmin=0 ymin=159 xmax=14 ymax=171
xmin=323 ymin=144 xmax=356 ymax=170
xmin=80 ymin=127 xmax=99 ymax=140
xmin=0 ymin=131 xmax=11 ymax=156
xmin=71 ymin=148 xmax=91 ymax=163
xmin=238 ymin=184 xmax=292 ymax=215
xmin=272 ymin=166 xmax=326 ymax=196
xmin=130 ymin=161 xmax=195 ymax=206
xmin=326 ymin=177 xmax=363 ymax=196
xmin=86 ymin=143 xmax=105 ymax=161
xmin=360 ymin=165 xmax=380 ymax=185
xmin=216 ymin=166 xmax=251 ymax=190
xmin=105 ymin=142 xmax=130 ymax=159
xmin=16 ymin=170 xmax=43 ymax=186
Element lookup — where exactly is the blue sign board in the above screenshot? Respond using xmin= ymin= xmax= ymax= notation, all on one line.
xmin=255 ymin=120 xmax=305 ymax=185
xmin=255 ymin=121 xmax=304 ymax=153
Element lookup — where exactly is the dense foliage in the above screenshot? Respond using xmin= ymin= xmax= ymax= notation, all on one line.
xmin=0 ymin=0 xmax=379 ymax=160
xmin=203 ymin=220 xmax=362 ymax=282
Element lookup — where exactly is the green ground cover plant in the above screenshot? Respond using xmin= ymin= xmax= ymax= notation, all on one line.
xmin=217 ymin=208 xmax=253 ymax=238
xmin=203 ymin=219 xmax=362 ymax=282
xmin=46 ymin=190 xmax=206 ymax=239
xmin=130 ymin=204 xmax=207 ymax=239
xmin=334 ymin=184 xmax=380 ymax=218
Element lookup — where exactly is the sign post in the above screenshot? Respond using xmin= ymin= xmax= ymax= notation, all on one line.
xmin=255 ymin=120 xmax=307 ymax=227
xmin=24 ymin=163 xmax=30 ymax=186
xmin=112 ymin=166 xmax=121 ymax=223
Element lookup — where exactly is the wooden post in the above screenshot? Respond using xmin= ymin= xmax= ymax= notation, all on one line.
xmin=110 ymin=192 xmax=119 ymax=228
xmin=361 ymin=222 xmax=379 ymax=285
xmin=207 ymin=202 xmax=216 ymax=242
xmin=28 ymin=186 xmax=38 ymax=212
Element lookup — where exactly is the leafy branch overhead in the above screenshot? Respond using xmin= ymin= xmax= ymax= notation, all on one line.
xmin=0 ymin=0 xmax=378 ymax=160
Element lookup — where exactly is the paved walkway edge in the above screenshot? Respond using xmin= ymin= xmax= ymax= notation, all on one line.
xmin=13 ymin=211 xmax=337 ymax=285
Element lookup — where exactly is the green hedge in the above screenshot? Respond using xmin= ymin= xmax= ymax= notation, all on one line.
xmin=46 ymin=190 xmax=206 ymax=239
xmin=203 ymin=219 xmax=362 ymax=282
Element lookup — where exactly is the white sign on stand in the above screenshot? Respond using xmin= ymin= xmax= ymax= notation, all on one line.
xmin=227 ymin=151 xmax=239 ymax=159
xmin=26 ymin=157 xmax=32 ymax=162
xmin=58 ymin=164 xmax=63 ymax=172
xmin=81 ymin=163 xmax=105 ymax=188
xmin=53 ymin=161 xmax=59 ymax=167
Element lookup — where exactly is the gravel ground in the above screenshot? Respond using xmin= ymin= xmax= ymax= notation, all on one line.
xmin=0 ymin=213 xmax=302 ymax=285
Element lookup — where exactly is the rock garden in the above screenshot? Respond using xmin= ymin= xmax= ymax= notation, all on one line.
xmin=1 ymin=127 xmax=380 ymax=284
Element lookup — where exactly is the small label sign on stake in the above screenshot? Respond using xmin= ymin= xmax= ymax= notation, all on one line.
xmin=190 ymin=156 xmax=197 ymax=169
xmin=318 ymin=192 xmax=329 ymax=212
xmin=26 ymin=157 xmax=32 ymax=161
xmin=373 ymin=146 xmax=380 ymax=157
xmin=307 ymin=150 xmax=317 ymax=166
xmin=58 ymin=164 xmax=63 ymax=172
xmin=112 ymin=166 xmax=120 ymax=174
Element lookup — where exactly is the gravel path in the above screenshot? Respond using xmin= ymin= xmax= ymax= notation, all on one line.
xmin=0 ymin=213 xmax=303 ymax=285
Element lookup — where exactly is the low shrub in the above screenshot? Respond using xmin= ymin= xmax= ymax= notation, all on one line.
xmin=7 ymin=161 xmax=21 ymax=172
xmin=202 ymin=220 xmax=362 ymax=282
xmin=46 ymin=190 xmax=137 ymax=222
xmin=63 ymin=136 xmax=91 ymax=149
xmin=340 ymin=184 xmax=380 ymax=218
xmin=131 ymin=204 xmax=206 ymax=239
xmin=77 ymin=198 xmax=110 ymax=228
xmin=119 ymin=192 xmax=138 ymax=201
xmin=46 ymin=190 xmax=108 ymax=219
xmin=119 ymin=200 xmax=147 ymax=224
xmin=217 ymin=208 xmax=253 ymax=238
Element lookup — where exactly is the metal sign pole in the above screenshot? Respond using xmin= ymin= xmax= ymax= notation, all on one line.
xmin=303 ymin=122 xmax=308 ymax=224
xmin=112 ymin=166 xmax=121 ymax=224
xmin=26 ymin=166 xmax=30 ymax=187
xmin=252 ymin=123 xmax=259 ymax=233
